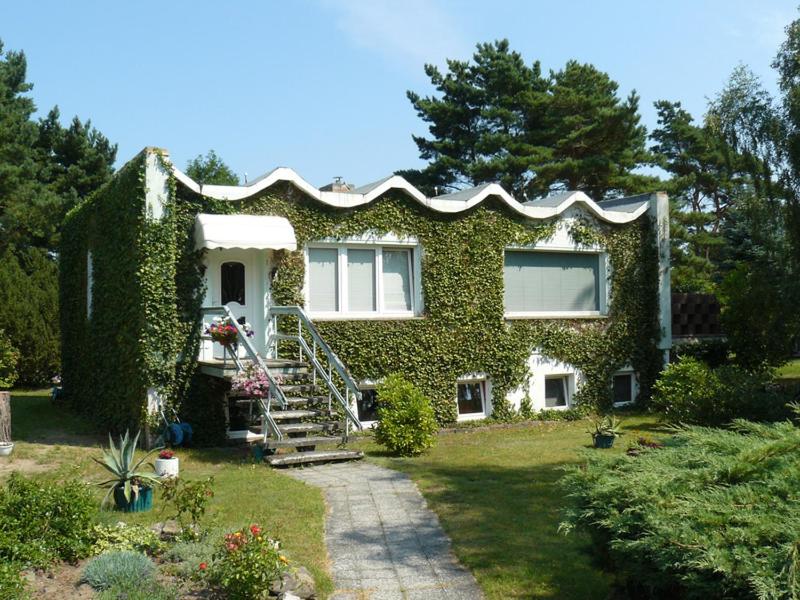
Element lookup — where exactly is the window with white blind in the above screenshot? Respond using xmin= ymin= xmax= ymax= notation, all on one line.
xmin=503 ymin=250 xmax=605 ymax=316
xmin=306 ymin=244 xmax=418 ymax=316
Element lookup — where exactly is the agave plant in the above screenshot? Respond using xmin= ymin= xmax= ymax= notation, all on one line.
xmin=94 ymin=430 xmax=162 ymax=507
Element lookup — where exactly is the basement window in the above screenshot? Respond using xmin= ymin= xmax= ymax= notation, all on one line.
xmin=457 ymin=376 xmax=490 ymax=420
xmin=544 ymin=376 xmax=569 ymax=408
xmin=357 ymin=387 xmax=379 ymax=423
xmin=612 ymin=373 xmax=636 ymax=406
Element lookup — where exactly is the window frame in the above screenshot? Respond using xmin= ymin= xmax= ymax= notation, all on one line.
xmin=612 ymin=370 xmax=637 ymax=407
xmin=305 ymin=237 xmax=422 ymax=319
xmin=503 ymin=246 xmax=610 ymax=319
xmin=544 ymin=374 xmax=573 ymax=409
xmin=456 ymin=374 xmax=491 ymax=421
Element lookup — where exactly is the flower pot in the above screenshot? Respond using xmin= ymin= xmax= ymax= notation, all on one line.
xmin=155 ymin=457 xmax=179 ymax=478
xmin=113 ymin=484 xmax=153 ymax=512
xmin=593 ymin=434 xmax=616 ymax=449
xmin=0 ymin=442 xmax=13 ymax=457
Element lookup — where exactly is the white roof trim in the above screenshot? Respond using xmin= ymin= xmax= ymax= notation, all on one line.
xmin=171 ymin=164 xmax=648 ymax=225
xmin=194 ymin=213 xmax=297 ymax=251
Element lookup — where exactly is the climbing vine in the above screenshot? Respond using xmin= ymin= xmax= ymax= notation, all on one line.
xmin=60 ymin=151 xmax=661 ymax=433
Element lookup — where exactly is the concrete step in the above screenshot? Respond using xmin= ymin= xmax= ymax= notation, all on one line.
xmin=270 ymin=409 xmax=321 ymax=421
xmin=281 ymin=384 xmax=320 ymax=395
xmin=264 ymin=435 xmax=340 ymax=449
xmin=277 ymin=422 xmax=331 ymax=435
xmin=266 ymin=449 xmax=364 ymax=467
xmin=227 ymin=429 xmax=262 ymax=443
xmin=284 ymin=396 xmax=329 ymax=406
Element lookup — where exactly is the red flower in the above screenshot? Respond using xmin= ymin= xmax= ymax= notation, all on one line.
xmin=199 ymin=562 xmax=207 ymax=571
xmin=250 ymin=524 xmax=261 ymax=535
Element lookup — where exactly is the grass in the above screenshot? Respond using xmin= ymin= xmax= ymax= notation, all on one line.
xmin=4 ymin=391 xmax=334 ymax=597
xmin=777 ymin=358 xmax=800 ymax=382
xmin=352 ymin=413 xmax=666 ymax=600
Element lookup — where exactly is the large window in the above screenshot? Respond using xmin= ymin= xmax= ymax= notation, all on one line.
xmin=504 ymin=251 xmax=602 ymax=315
xmin=307 ymin=245 xmax=416 ymax=316
xmin=220 ymin=261 xmax=246 ymax=305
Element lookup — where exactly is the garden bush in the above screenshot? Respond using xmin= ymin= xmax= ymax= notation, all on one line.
xmin=208 ymin=524 xmax=287 ymax=600
xmin=90 ymin=523 xmax=164 ymax=556
xmin=561 ymin=417 xmax=800 ymax=599
xmin=652 ymin=356 xmax=791 ymax=426
xmin=0 ymin=474 xmax=96 ymax=567
xmin=374 ymin=374 xmax=438 ymax=456
xmin=0 ymin=562 xmax=27 ymax=600
xmin=82 ymin=550 xmax=155 ymax=591
xmin=164 ymin=536 xmax=216 ymax=579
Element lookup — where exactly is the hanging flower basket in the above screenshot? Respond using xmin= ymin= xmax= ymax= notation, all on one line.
xmin=205 ymin=317 xmax=254 ymax=347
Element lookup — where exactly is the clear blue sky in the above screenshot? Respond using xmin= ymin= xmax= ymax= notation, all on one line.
xmin=3 ymin=0 xmax=798 ymax=187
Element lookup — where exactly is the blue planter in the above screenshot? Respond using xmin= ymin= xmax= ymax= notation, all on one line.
xmin=593 ymin=434 xmax=616 ymax=449
xmin=113 ymin=485 xmax=153 ymax=512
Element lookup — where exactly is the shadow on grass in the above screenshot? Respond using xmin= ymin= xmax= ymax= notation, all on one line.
xmin=383 ymin=461 xmax=613 ymax=600
xmin=11 ymin=393 xmax=104 ymax=447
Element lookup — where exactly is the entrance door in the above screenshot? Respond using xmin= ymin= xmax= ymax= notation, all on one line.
xmin=205 ymin=249 xmax=265 ymax=359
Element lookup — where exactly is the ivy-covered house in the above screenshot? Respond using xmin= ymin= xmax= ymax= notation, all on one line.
xmin=60 ymin=148 xmax=670 ymax=456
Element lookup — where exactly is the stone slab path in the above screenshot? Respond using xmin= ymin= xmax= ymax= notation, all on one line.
xmin=287 ymin=462 xmax=483 ymax=600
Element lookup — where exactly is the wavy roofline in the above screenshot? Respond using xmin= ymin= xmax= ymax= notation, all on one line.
xmin=164 ymin=153 xmax=650 ymax=225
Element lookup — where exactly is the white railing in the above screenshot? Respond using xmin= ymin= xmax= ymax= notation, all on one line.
xmin=266 ymin=305 xmax=363 ymax=440
xmin=200 ymin=306 xmax=285 ymax=441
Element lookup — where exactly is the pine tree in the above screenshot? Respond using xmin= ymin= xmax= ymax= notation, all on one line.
xmin=400 ymin=40 xmax=653 ymax=200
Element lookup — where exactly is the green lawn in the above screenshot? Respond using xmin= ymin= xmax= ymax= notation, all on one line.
xmin=353 ymin=414 xmax=665 ymax=600
xmin=777 ymin=358 xmax=800 ymax=381
xmin=4 ymin=392 xmax=334 ymax=598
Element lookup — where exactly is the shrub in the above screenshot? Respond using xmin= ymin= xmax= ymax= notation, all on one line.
xmin=652 ymin=356 xmax=791 ymax=426
xmin=671 ymin=338 xmax=730 ymax=368
xmin=0 ymin=474 xmax=96 ymax=567
xmin=0 ymin=562 xmax=27 ymax=600
xmin=374 ymin=374 xmax=438 ymax=456
xmin=561 ymin=418 xmax=800 ymax=599
xmin=0 ymin=330 xmax=19 ymax=390
xmin=90 ymin=523 xmax=164 ymax=556
xmin=163 ymin=536 xmax=216 ymax=579
xmin=82 ymin=550 xmax=155 ymax=591
xmin=160 ymin=476 xmax=215 ymax=533
xmin=208 ymin=525 xmax=287 ymax=600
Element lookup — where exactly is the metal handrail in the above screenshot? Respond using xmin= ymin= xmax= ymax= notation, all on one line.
xmin=201 ymin=306 xmax=284 ymax=441
xmin=267 ymin=305 xmax=363 ymax=435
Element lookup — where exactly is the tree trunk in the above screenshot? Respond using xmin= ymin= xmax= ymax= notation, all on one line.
xmin=0 ymin=392 xmax=10 ymax=443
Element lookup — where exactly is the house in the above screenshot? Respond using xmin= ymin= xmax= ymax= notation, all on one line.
xmin=60 ymin=148 xmax=670 ymax=462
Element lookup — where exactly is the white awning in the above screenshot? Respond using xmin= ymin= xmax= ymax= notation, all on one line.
xmin=194 ymin=213 xmax=297 ymax=251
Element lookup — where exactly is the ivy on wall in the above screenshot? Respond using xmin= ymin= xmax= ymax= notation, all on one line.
xmin=61 ymin=151 xmax=661 ymax=434
xmin=180 ymin=183 xmax=661 ymax=424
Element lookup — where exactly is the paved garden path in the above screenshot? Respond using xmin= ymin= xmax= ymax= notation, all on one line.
xmin=287 ymin=461 xmax=483 ymax=600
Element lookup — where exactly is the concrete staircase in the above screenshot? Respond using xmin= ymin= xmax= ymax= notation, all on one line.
xmin=227 ymin=359 xmax=363 ymax=467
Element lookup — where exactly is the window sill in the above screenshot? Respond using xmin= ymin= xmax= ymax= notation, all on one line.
xmin=308 ymin=313 xmax=423 ymax=322
xmin=457 ymin=412 xmax=488 ymax=422
xmin=504 ymin=312 xmax=608 ymax=320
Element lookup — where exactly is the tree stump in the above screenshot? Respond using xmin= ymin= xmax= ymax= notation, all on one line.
xmin=0 ymin=391 xmax=10 ymax=443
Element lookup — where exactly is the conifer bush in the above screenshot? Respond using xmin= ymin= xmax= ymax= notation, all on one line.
xmin=374 ymin=374 xmax=438 ymax=456
xmin=561 ymin=415 xmax=800 ymax=599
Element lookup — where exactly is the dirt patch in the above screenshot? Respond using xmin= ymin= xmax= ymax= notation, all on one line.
xmin=0 ymin=457 xmax=52 ymax=476
xmin=25 ymin=561 xmax=94 ymax=600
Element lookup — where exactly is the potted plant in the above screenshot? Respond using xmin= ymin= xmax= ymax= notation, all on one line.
xmin=588 ymin=415 xmax=624 ymax=449
xmin=0 ymin=391 xmax=12 ymax=457
xmin=155 ymin=449 xmax=179 ymax=478
xmin=94 ymin=430 xmax=161 ymax=512
xmin=205 ymin=316 xmax=255 ymax=347
xmin=230 ymin=365 xmax=280 ymax=398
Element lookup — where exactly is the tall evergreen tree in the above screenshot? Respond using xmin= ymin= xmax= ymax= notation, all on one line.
xmin=0 ymin=40 xmax=117 ymax=384
xmin=400 ymin=40 xmax=653 ymax=200
xmin=650 ymin=100 xmax=747 ymax=292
